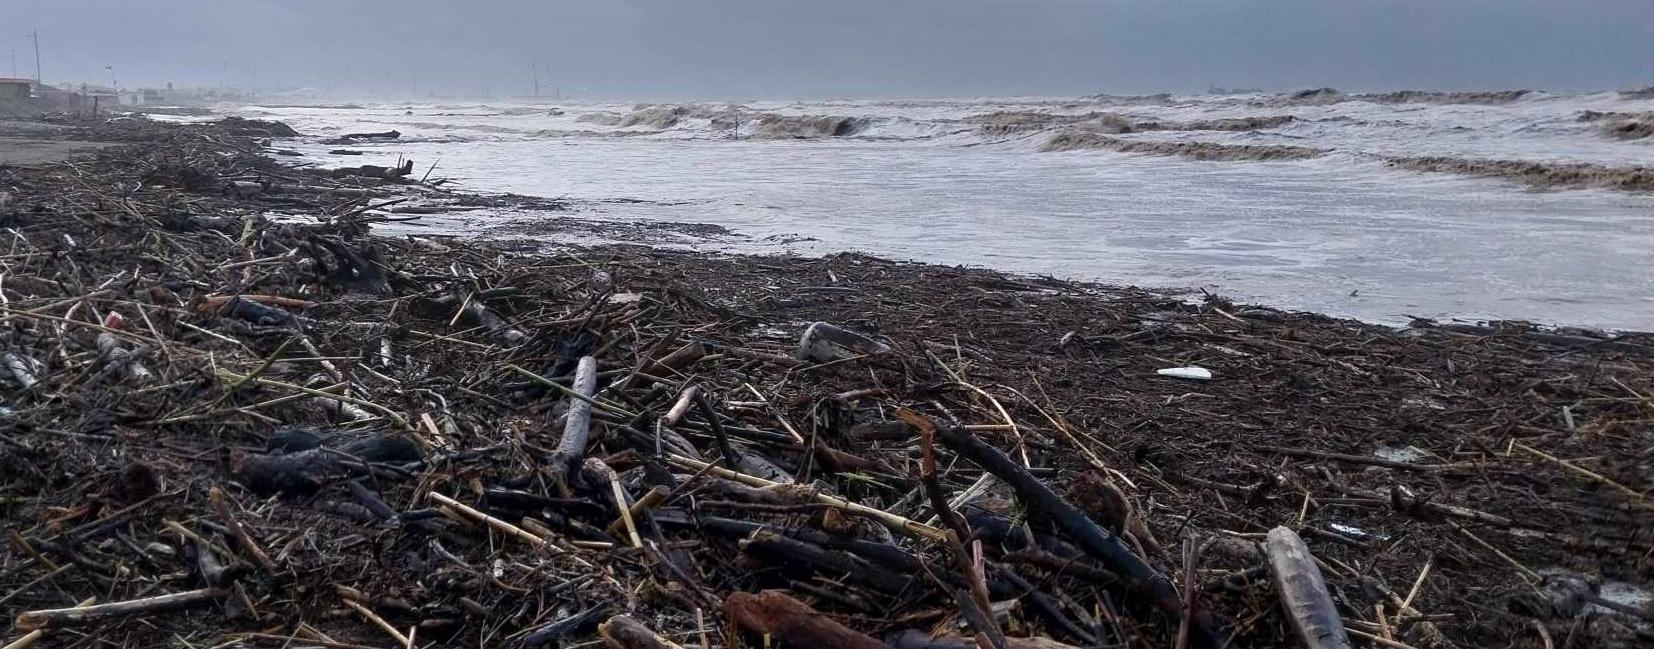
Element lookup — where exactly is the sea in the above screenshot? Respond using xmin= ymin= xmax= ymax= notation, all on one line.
xmin=224 ymin=90 xmax=1654 ymax=330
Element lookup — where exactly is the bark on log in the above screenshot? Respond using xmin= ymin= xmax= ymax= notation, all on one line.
xmin=1264 ymin=527 xmax=1353 ymax=649
xmin=724 ymin=590 xmax=886 ymax=649
xmin=936 ymin=426 xmax=1226 ymax=649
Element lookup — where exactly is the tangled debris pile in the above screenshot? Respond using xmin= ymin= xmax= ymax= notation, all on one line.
xmin=2 ymin=118 xmax=1652 ymax=649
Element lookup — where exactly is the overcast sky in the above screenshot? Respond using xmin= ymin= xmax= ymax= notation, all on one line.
xmin=3 ymin=0 xmax=1650 ymax=99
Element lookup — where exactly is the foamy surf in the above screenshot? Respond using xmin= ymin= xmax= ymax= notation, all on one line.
xmin=238 ymin=89 xmax=1654 ymax=330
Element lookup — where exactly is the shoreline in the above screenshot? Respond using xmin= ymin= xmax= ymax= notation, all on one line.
xmin=2 ymin=116 xmax=1651 ymax=648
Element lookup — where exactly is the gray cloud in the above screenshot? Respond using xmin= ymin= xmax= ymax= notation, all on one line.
xmin=3 ymin=0 xmax=1650 ymax=98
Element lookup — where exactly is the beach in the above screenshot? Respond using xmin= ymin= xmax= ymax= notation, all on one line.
xmin=0 ymin=114 xmax=1650 ymax=648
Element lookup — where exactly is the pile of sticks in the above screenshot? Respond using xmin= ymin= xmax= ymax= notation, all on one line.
xmin=1 ymin=115 xmax=1651 ymax=649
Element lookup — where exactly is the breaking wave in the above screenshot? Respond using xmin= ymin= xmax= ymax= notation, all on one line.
xmin=1386 ymin=157 xmax=1654 ymax=191
xmin=968 ymin=111 xmax=1297 ymax=137
xmin=1260 ymin=88 xmax=1536 ymax=106
xmin=571 ymin=104 xmax=878 ymax=139
xmin=1620 ymin=86 xmax=1654 ymax=100
xmin=1041 ymin=131 xmax=1325 ymax=161
xmin=750 ymin=114 xmax=869 ymax=138
xmin=1577 ymin=111 xmax=1654 ymax=140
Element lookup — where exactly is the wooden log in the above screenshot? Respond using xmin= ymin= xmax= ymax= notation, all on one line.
xmin=724 ymin=590 xmax=886 ymax=649
xmin=1263 ymin=527 xmax=1353 ymax=649
xmin=936 ymin=426 xmax=1226 ymax=649
xmin=15 ymin=588 xmax=224 ymax=630
xmin=598 ymin=615 xmax=685 ymax=649
xmin=546 ymin=356 xmax=599 ymax=491
xmin=740 ymin=530 xmax=916 ymax=593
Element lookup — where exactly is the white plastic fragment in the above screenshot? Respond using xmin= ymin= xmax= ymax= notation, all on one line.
xmin=1156 ymin=366 xmax=1212 ymax=380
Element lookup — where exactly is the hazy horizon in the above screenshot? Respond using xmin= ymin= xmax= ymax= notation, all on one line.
xmin=3 ymin=0 xmax=1651 ymax=100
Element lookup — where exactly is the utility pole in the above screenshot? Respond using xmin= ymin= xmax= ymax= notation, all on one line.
xmin=32 ymin=30 xmax=42 ymax=83
xmin=531 ymin=61 xmax=540 ymax=97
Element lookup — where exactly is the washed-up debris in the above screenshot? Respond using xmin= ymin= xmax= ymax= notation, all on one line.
xmin=0 ymin=114 xmax=1651 ymax=649
xmin=796 ymin=321 xmax=891 ymax=362
xmin=1157 ymin=366 xmax=1213 ymax=380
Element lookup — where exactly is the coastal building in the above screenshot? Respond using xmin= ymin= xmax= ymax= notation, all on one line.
xmin=0 ymin=77 xmax=32 ymax=101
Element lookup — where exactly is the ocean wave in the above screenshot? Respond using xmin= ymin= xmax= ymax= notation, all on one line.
xmin=1259 ymin=88 xmax=1537 ymax=106
xmin=574 ymin=112 xmax=626 ymax=126
xmin=969 ymin=111 xmax=1297 ymax=137
xmin=1620 ymin=86 xmax=1654 ymax=100
xmin=750 ymin=114 xmax=869 ymax=138
xmin=394 ymin=121 xmax=530 ymax=135
xmin=1084 ymin=92 xmax=1176 ymax=105
xmin=1588 ymin=112 xmax=1654 ymax=140
xmin=1386 ymin=156 xmax=1654 ymax=191
xmin=530 ymin=128 xmax=665 ymax=138
xmin=570 ymin=104 xmax=884 ymax=139
xmin=1041 ymin=131 xmax=1325 ymax=160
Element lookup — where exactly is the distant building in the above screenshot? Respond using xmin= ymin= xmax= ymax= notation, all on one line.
xmin=35 ymin=84 xmax=84 ymax=110
xmin=79 ymin=84 xmax=121 ymax=110
xmin=0 ymin=77 xmax=31 ymax=101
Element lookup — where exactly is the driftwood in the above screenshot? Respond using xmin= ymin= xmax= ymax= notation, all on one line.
xmin=1264 ymin=527 xmax=1353 ymax=649
xmin=234 ymin=433 xmax=422 ymax=495
xmin=546 ymin=356 xmax=599 ymax=491
xmin=15 ymin=588 xmax=225 ymax=630
xmin=598 ymin=615 xmax=685 ymax=649
xmin=724 ymin=590 xmax=887 ymax=649
xmin=936 ymin=426 xmax=1227 ymax=649
xmin=523 ymin=604 xmax=611 ymax=647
